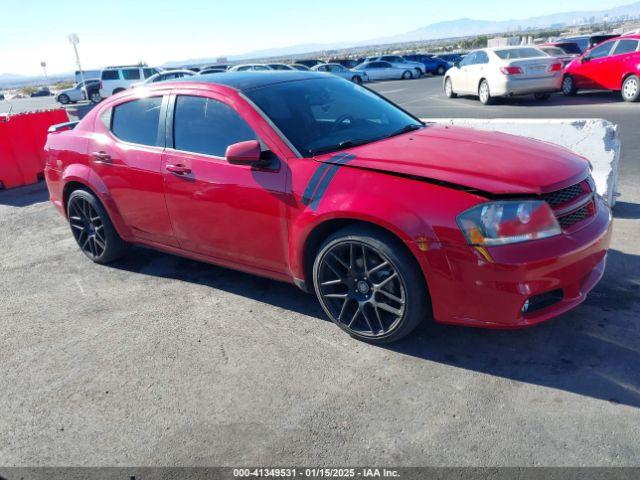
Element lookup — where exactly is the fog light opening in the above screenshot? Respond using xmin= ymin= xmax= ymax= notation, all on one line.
xmin=521 ymin=289 xmax=564 ymax=315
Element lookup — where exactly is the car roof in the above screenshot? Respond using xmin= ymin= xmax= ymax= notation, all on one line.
xmin=179 ymin=71 xmax=322 ymax=91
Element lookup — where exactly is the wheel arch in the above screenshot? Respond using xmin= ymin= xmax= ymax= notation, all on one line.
xmin=61 ymin=168 xmax=133 ymax=239
xmin=297 ymin=217 xmax=430 ymax=295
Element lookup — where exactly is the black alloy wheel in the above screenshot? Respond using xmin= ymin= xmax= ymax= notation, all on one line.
xmin=67 ymin=189 xmax=127 ymax=263
xmin=313 ymin=226 xmax=428 ymax=343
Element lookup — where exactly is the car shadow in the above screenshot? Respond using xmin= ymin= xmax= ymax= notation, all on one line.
xmin=613 ymin=201 xmax=640 ymax=220
xmin=0 ymin=181 xmax=48 ymax=207
xmin=110 ymin=245 xmax=640 ymax=408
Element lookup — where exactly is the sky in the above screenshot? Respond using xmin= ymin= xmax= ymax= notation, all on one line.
xmin=0 ymin=0 xmax=631 ymax=76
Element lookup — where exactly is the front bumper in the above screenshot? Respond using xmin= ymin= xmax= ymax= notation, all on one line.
xmin=422 ymin=196 xmax=612 ymax=328
xmin=492 ymin=73 xmax=563 ymax=96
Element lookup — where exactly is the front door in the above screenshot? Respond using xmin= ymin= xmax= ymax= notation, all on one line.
xmin=162 ymin=93 xmax=289 ymax=274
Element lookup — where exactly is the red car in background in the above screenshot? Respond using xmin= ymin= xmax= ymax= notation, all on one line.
xmin=44 ymin=72 xmax=612 ymax=343
xmin=562 ymin=34 xmax=640 ymax=101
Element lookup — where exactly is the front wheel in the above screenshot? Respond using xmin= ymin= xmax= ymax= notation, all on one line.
xmin=444 ymin=77 xmax=457 ymax=98
xmin=313 ymin=225 xmax=429 ymax=344
xmin=351 ymin=75 xmax=363 ymax=85
xmin=401 ymin=70 xmax=413 ymax=80
xmin=621 ymin=75 xmax=640 ymax=102
xmin=67 ymin=189 xmax=128 ymax=264
xmin=478 ymin=79 xmax=493 ymax=105
xmin=561 ymin=75 xmax=577 ymax=96
xmin=58 ymin=94 xmax=70 ymax=105
xmin=436 ymin=65 xmax=446 ymax=75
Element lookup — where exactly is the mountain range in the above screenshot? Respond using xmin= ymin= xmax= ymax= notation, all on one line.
xmin=3 ymin=1 xmax=640 ymax=86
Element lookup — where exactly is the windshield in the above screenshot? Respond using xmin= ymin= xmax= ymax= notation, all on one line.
xmin=495 ymin=48 xmax=545 ymax=59
xmin=245 ymin=77 xmax=422 ymax=157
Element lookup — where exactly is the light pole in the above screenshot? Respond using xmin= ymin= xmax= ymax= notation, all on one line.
xmin=68 ymin=33 xmax=87 ymax=96
xmin=40 ymin=61 xmax=49 ymax=84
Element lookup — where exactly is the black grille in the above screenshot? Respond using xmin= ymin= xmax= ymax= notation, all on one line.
xmin=558 ymin=204 xmax=590 ymax=229
xmin=542 ymin=183 xmax=583 ymax=207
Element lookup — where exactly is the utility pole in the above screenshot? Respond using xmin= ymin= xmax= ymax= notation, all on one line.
xmin=68 ymin=33 xmax=87 ymax=93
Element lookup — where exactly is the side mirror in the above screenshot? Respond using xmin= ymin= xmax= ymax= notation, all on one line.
xmin=226 ymin=140 xmax=262 ymax=165
xmin=581 ymin=55 xmax=590 ymax=63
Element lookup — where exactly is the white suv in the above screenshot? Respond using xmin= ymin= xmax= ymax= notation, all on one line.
xmin=99 ymin=66 xmax=159 ymax=98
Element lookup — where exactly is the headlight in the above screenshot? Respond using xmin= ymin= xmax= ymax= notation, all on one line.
xmin=457 ymin=200 xmax=561 ymax=246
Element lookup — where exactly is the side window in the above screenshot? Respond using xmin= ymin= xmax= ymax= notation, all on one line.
xmin=143 ymin=68 xmax=157 ymax=79
xmin=612 ymin=39 xmax=639 ymax=55
xmin=459 ymin=53 xmax=476 ymax=66
xmin=110 ymin=97 xmax=162 ymax=146
xmin=173 ymin=96 xmax=257 ymax=157
xmin=588 ymin=42 xmax=614 ymax=59
xmin=122 ymin=68 xmax=141 ymax=80
xmin=476 ymin=52 xmax=489 ymax=64
xmin=101 ymin=70 xmax=119 ymax=80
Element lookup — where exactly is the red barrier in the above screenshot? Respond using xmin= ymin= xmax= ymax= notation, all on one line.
xmin=0 ymin=109 xmax=69 ymax=189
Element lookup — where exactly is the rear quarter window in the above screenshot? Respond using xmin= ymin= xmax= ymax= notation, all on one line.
xmin=122 ymin=69 xmax=141 ymax=80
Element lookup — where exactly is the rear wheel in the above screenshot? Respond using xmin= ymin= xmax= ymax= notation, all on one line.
xmin=67 ymin=189 xmax=128 ymax=264
xmin=478 ymin=79 xmax=493 ymax=105
xmin=58 ymin=94 xmax=70 ymax=105
xmin=89 ymin=92 xmax=102 ymax=104
xmin=402 ymin=70 xmax=413 ymax=80
xmin=351 ymin=75 xmax=363 ymax=85
xmin=621 ymin=75 xmax=640 ymax=102
xmin=561 ymin=75 xmax=577 ymax=96
xmin=444 ymin=77 xmax=457 ymax=98
xmin=313 ymin=225 xmax=428 ymax=344
xmin=534 ymin=93 xmax=551 ymax=101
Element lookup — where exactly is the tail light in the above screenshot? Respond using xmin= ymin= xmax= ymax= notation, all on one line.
xmin=548 ymin=63 xmax=562 ymax=72
xmin=500 ymin=66 xmax=523 ymax=75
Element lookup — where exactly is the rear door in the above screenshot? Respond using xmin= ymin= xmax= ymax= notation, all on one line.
xmin=88 ymin=94 xmax=178 ymax=246
xmin=161 ymin=92 xmax=289 ymax=273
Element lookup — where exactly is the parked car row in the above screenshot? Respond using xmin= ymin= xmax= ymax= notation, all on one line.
xmin=443 ymin=34 xmax=640 ymax=104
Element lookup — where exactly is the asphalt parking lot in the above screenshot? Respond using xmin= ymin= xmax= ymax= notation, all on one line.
xmin=0 ymin=75 xmax=639 ymax=466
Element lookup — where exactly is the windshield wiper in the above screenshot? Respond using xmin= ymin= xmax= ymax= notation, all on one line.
xmin=309 ymin=138 xmax=374 ymax=156
xmin=385 ymin=123 xmax=424 ymax=139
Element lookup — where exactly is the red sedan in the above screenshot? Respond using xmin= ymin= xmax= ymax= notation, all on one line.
xmin=44 ymin=72 xmax=612 ymax=343
xmin=562 ymin=34 xmax=640 ymax=102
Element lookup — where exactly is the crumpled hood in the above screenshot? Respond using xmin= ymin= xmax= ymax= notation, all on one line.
xmin=315 ymin=125 xmax=589 ymax=195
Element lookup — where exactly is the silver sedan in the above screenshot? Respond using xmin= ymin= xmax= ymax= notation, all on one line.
xmin=311 ymin=63 xmax=368 ymax=83
xmin=352 ymin=61 xmax=415 ymax=81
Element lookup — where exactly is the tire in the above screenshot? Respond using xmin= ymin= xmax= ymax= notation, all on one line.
xmin=89 ymin=92 xmax=102 ymax=104
xmin=436 ymin=65 xmax=446 ymax=76
xmin=478 ymin=79 xmax=493 ymax=105
xmin=534 ymin=93 xmax=551 ymax=101
xmin=401 ymin=70 xmax=413 ymax=80
xmin=313 ymin=225 xmax=429 ymax=344
xmin=444 ymin=77 xmax=457 ymax=98
xmin=351 ymin=75 xmax=363 ymax=85
xmin=561 ymin=75 xmax=577 ymax=96
xmin=112 ymin=88 xmax=125 ymax=95
xmin=58 ymin=94 xmax=70 ymax=105
xmin=66 ymin=189 xmax=128 ymax=264
xmin=621 ymin=75 xmax=640 ymax=102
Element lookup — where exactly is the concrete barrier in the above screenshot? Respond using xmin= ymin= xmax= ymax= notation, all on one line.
xmin=422 ymin=118 xmax=620 ymax=207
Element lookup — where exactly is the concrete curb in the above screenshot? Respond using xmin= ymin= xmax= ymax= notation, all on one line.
xmin=422 ymin=118 xmax=620 ymax=207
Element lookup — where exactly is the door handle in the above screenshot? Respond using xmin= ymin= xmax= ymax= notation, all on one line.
xmin=166 ymin=163 xmax=191 ymax=175
xmin=91 ymin=151 xmax=111 ymax=164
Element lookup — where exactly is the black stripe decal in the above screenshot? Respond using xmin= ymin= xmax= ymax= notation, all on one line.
xmin=307 ymin=154 xmax=355 ymax=211
xmin=301 ymin=152 xmax=349 ymax=206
